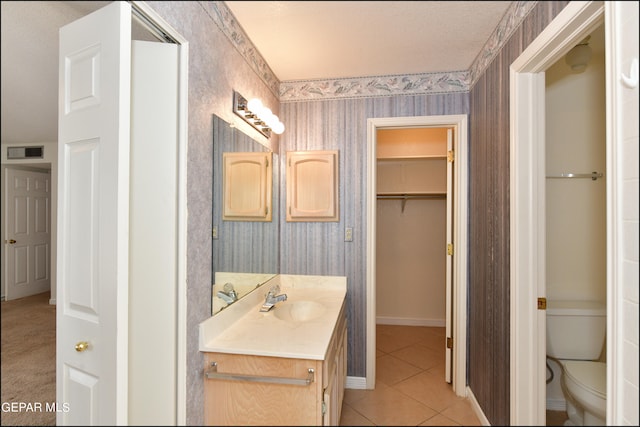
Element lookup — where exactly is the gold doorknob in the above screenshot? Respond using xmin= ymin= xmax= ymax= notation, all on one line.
xmin=75 ymin=341 xmax=89 ymax=352
xmin=7 ymin=239 xmax=16 ymax=244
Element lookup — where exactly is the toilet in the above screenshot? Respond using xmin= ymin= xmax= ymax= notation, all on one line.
xmin=546 ymin=300 xmax=607 ymax=426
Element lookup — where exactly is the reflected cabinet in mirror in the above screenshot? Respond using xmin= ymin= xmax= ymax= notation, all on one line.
xmin=223 ymin=151 xmax=272 ymax=221
xmin=212 ymin=115 xmax=279 ymax=315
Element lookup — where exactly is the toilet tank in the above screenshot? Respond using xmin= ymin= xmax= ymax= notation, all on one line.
xmin=546 ymin=300 xmax=606 ymax=360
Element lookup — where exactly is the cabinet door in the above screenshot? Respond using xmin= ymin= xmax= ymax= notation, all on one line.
xmin=223 ymin=152 xmax=272 ymax=221
xmin=323 ymin=361 xmax=339 ymax=426
xmin=337 ymin=326 xmax=347 ymax=417
xmin=323 ymin=329 xmax=346 ymax=426
xmin=204 ymin=353 xmax=321 ymax=425
xmin=286 ymin=150 xmax=339 ymax=222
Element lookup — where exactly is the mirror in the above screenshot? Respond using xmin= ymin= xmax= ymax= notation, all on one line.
xmin=212 ymin=115 xmax=279 ymax=315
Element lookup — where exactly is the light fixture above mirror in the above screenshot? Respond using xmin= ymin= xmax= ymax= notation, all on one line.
xmin=233 ymin=90 xmax=285 ymax=139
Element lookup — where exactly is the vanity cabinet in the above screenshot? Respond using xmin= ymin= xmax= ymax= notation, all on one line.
xmin=286 ymin=150 xmax=339 ymax=222
xmin=203 ymin=300 xmax=347 ymax=426
xmin=321 ymin=306 xmax=347 ymax=425
xmin=223 ymin=151 xmax=272 ymax=221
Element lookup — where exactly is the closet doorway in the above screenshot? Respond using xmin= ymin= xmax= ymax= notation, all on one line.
xmin=376 ymin=127 xmax=452 ymax=379
xmin=366 ymin=115 xmax=468 ymax=396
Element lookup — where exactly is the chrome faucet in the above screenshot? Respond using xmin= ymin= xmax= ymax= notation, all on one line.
xmin=216 ymin=283 xmax=238 ymax=304
xmin=260 ymin=284 xmax=287 ymax=312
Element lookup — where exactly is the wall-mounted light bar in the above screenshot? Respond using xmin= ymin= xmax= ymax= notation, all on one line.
xmin=233 ymin=91 xmax=285 ymax=139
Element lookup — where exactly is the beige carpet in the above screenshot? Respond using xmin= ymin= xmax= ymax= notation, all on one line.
xmin=1 ymin=292 xmax=56 ymax=426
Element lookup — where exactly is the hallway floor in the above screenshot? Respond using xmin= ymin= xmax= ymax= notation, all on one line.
xmin=340 ymin=324 xmax=481 ymax=426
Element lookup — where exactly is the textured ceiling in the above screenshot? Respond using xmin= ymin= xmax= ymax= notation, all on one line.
xmin=224 ymin=1 xmax=513 ymax=81
xmin=1 ymin=1 xmax=513 ymax=145
xmin=1 ymin=1 xmax=151 ymax=145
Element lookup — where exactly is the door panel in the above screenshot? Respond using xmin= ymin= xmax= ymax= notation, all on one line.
xmin=128 ymin=39 xmax=179 ymax=425
xmin=64 ymin=140 xmax=100 ymax=320
xmin=57 ymin=2 xmax=131 ymax=424
xmin=65 ymin=367 xmax=99 ymax=425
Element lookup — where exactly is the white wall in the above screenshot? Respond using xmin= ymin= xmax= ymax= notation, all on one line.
xmin=545 ymin=28 xmax=607 ymax=304
xmin=376 ymin=199 xmax=447 ymax=324
xmin=0 ymin=141 xmax=57 ymax=303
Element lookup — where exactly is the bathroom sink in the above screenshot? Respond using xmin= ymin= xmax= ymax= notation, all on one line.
xmin=273 ymin=300 xmax=327 ymax=322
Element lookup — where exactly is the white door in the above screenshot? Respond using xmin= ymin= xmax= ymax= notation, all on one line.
xmin=444 ymin=129 xmax=453 ymax=383
xmin=4 ymin=167 xmax=51 ymax=300
xmin=128 ymin=39 xmax=179 ymax=425
xmin=57 ymin=2 xmax=131 ymax=425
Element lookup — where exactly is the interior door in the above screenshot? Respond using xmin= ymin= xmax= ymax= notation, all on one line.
xmin=128 ymin=39 xmax=179 ymax=425
xmin=57 ymin=2 xmax=131 ymax=424
xmin=4 ymin=167 xmax=51 ymax=300
xmin=445 ymin=128 xmax=454 ymax=383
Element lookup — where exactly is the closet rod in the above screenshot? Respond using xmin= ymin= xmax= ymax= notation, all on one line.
xmin=545 ymin=172 xmax=603 ymax=180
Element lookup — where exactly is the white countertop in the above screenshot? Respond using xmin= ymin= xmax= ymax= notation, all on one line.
xmin=199 ymin=274 xmax=347 ymax=360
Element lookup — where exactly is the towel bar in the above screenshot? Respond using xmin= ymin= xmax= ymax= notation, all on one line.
xmin=205 ymin=362 xmax=315 ymax=386
xmin=546 ymin=172 xmax=603 ymax=180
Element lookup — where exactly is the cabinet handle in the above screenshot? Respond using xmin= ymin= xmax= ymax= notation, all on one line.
xmin=206 ymin=362 xmax=315 ymax=386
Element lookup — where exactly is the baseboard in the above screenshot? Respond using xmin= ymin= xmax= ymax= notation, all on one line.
xmin=346 ymin=376 xmax=367 ymax=389
xmin=546 ymin=398 xmax=567 ymax=411
xmin=376 ymin=317 xmax=445 ymax=327
xmin=466 ymin=386 xmax=491 ymax=426
xmin=49 ymin=298 xmax=56 ymax=305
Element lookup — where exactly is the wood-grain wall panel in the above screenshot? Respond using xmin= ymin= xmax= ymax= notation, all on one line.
xmin=468 ymin=2 xmax=570 ymax=424
xmin=280 ymin=93 xmax=468 ymax=378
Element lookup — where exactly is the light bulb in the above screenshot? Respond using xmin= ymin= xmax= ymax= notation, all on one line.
xmin=565 ymin=43 xmax=592 ymax=73
xmin=247 ymin=98 xmax=263 ymax=113
xmin=264 ymin=113 xmax=278 ymax=128
xmin=272 ymin=121 xmax=285 ymax=135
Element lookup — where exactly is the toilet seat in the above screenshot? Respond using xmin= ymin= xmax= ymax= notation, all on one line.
xmin=562 ymin=360 xmax=606 ymax=421
xmin=563 ymin=361 xmax=606 ymax=399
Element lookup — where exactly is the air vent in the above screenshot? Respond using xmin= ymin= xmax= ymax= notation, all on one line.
xmin=7 ymin=146 xmax=44 ymax=160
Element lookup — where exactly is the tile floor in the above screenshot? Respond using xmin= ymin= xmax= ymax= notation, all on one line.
xmin=339 ymin=324 xmax=482 ymax=426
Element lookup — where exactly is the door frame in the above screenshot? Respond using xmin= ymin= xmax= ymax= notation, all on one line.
xmin=509 ymin=1 xmax=608 ymax=425
xmin=366 ymin=114 xmax=468 ymax=395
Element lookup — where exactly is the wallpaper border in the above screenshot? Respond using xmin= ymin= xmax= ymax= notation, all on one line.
xmin=204 ymin=1 xmax=281 ymax=97
xmin=279 ymin=71 xmax=469 ymax=102
xmin=209 ymin=1 xmax=537 ymax=102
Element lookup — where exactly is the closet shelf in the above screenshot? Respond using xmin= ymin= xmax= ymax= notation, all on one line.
xmin=377 ymin=192 xmax=447 ymax=213
xmin=377 ymin=155 xmax=447 ymax=161
xmin=377 ymin=192 xmax=446 ymax=198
